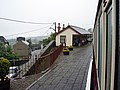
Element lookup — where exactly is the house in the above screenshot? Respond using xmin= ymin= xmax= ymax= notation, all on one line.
xmin=13 ymin=37 xmax=30 ymax=59
xmin=55 ymin=23 xmax=92 ymax=46
xmin=0 ymin=36 xmax=9 ymax=45
xmin=92 ymin=0 xmax=119 ymax=90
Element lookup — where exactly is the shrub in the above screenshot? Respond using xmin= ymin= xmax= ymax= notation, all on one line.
xmin=0 ymin=43 xmax=19 ymax=60
xmin=67 ymin=46 xmax=73 ymax=51
xmin=63 ymin=48 xmax=70 ymax=55
xmin=63 ymin=48 xmax=70 ymax=52
xmin=0 ymin=57 xmax=10 ymax=81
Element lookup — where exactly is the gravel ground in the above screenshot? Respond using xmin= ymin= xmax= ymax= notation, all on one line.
xmin=10 ymin=73 xmax=42 ymax=90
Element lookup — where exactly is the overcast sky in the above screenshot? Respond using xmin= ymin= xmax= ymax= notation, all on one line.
xmin=0 ymin=0 xmax=98 ymax=39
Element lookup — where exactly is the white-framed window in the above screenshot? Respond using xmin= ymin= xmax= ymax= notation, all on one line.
xmin=60 ymin=35 xmax=66 ymax=43
xmin=105 ymin=5 xmax=112 ymax=90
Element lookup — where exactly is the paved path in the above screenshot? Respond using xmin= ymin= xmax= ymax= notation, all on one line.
xmin=27 ymin=44 xmax=92 ymax=90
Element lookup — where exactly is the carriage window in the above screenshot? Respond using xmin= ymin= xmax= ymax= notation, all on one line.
xmin=115 ymin=1 xmax=120 ymax=90
xmin=105 ymin=6 xmax=112 ymax=90
xmin=98 ymin=14 xmax=102 ymax=87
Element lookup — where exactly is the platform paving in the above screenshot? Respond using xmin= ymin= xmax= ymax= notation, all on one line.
xmin=27 ymin=44 xmax=92 ymax=90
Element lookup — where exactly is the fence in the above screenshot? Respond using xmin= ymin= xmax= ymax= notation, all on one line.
xmin=25 ymin=44 xmax=63 ymax=76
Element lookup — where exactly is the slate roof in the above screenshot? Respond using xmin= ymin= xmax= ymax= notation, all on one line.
xmin=70 ymin=25 xmax=91 ymax=34
xmin=56 ymin=25 xmax=91 ymax=35
xmin=0 ymin=36 xmax=9 ymax=44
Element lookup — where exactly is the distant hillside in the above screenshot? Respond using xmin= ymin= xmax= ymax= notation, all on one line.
xmin=7 ymin=38 xmax=16 ymax=46
xmin=27 ymin=36 xmax=48 ymax=44
xmin=7 ymin=36 xmax=49 ymax=46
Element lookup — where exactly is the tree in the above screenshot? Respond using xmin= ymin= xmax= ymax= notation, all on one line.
xmin=40 ymin=33 xmax=55 ymax=47
xmin=0 ymin=43 xmax=19 ymax=60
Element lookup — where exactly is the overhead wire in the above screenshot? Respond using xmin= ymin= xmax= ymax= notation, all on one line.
xmin=0 ymin=17 xmax=56 ymax=37
xmin=42 ymin=23 xmax=55 ymax=36
xmin=5 ymin=23 xmax=54 ymax=37
xmin=0 ymin=17 xmax=52 ymax=24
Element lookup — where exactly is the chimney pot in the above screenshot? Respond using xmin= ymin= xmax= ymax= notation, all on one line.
xmin=58 ymin=23 xmax=60 ymax=26
xmin=63 ymin=24 xmax=65 ymax=29
xmin=57 ymin=23 xmax=61 ymax=32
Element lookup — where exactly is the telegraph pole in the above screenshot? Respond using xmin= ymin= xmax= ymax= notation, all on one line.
xmin=54 ymin=22 xmax=56 ymax=33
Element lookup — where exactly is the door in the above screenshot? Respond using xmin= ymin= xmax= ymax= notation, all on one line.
xmin=60 ymin=35 xmax=66 ymax=46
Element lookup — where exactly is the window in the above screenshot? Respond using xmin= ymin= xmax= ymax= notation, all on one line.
xmin=105 ymin=6 xmax=112 ymax=90
xmin=60 ymin=36 xmax=66 ymax=43
xmin=98 ymin=14 xmax=103 ymax=87
xmin=114 ymin=0 xmax=120 ymax=90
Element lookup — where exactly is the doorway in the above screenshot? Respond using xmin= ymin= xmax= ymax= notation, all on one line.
xmin=73 ymin=35 xmax=80 ymax=46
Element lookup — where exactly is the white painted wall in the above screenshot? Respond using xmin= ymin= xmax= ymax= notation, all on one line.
xmin=56 ymin=28 xmax=79 ymax=46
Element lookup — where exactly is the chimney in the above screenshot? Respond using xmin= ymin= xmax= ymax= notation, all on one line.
xmin=57 ymin=23 xmax=61 ymax=32
xmin=62 ymin=24 xmax=65 ymax=30
xmin=17 ymin=37 xmax=25 ymax=42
